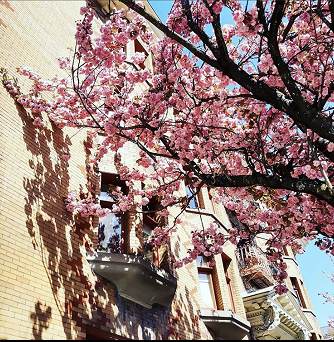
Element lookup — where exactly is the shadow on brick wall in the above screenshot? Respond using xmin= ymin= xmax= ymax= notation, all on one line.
xmin=166 ymin=285 xmax=202 ymax=339
xmin=12 ymin=100 xmax=95 ymax=339
xmin=4 ymin=90 xmax=207 ymax=340
xmin=30 ymin=301 xmax=52 ymax=340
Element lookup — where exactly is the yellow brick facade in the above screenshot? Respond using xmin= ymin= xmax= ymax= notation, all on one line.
xmin=0 ymin=1 xmax=323 ymax=340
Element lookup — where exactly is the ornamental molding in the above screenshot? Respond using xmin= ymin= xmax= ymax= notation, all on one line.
xmin=243 ymin=287 xmax=312 ymax=340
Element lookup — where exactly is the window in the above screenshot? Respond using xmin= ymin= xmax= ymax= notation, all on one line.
xmin=186 ymin=184 xmax=199 ymax=209
xmin=141 ymin=195 xmax=171 ymax=271
xmin=282 ymin=246 xmax=289 ymax=256
xmin=197 ymin=256 xmax=217 ymax=310
xmin=185 ymin=184 xmax=204 ymax=209
xmin=208 ymin=191 xmax=216 ymax=214
xmin=290 ymin=277 xmax=306 ymax=308
xmin=98 ymin=173 xmax=128 ymax=254
xmin=222 ymin=253 xmax=236 ymax=313
xmin=134 ymin=39 xmax=149 ymax=70
xmin=142 ymin=195 xmax=159 ymax=222
xmin=99 ymin=212 xmax=122 ymax=253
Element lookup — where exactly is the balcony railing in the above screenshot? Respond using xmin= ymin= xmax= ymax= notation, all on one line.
xmin=235 ymin=242 xmax=278 ymax=291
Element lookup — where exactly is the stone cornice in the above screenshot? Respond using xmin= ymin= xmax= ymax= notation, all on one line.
xmin=243 ymin=287 xmax=313 ymax=340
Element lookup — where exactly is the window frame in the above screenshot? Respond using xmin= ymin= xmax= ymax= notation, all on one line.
xmin=142 ymin=194 xmax=162 ymax=267
xmin=197 ymin=256 xmax=218 ymax=310
xmin=290 ymin=276 xmax=307 ymax=308
xmin=99 ymin=173 xmax=129 ymax=254
xmin=185 ymin=184 xmax=205 ymax=210
xmin=143 ymin=211 xmax=160 ymax=267
xmin=134 ymin=39 xmax=149 ymax=70
xmin=282 ymin=245 xmax=289 ymax=256
xmin=222 ymin=253 xmax=236 ymax=313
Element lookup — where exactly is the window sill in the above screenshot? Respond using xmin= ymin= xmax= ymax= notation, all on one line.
xmin=87 ymin=252 xmax=177 ymax=309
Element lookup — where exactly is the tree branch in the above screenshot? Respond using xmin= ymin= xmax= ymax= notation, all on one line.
xmin=200 ymin=172 xmax=334 ymax=207
xmin=118 ymin=0 xmax=334 ymax=145
xmin=316 ymin=0 xmax=334 ymax=32
xmin=116 ymin=0 xmax=221 ymax=69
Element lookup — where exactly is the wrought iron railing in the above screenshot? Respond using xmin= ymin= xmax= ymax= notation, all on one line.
xmin=235 ymin=242 xmax=278 ymax=290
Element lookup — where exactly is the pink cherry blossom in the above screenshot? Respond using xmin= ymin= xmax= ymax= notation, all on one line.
xmin=61 ymin=154 xmax=71 ymax=161
xmin=2 ymin=0 xmax=334 ymax=292
xmin=33 ymin=117 xmax=44 ymax=127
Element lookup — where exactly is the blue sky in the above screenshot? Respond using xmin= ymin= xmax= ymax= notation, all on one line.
xmin=150 ymin=0 xmax=334 ymax=328
xmin=296 ymin=243 xmax=333 ymax=327
xmin=150 ymin=1 xmax=173 ymax=23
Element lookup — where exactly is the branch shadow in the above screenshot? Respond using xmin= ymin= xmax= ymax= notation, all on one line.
xmin=30 ymin=301 xmax=52 ymax=340
xmin=5 ymin=92 xmax=208 ymax=340
xmin=12 ymin=99 xmax=95 ymax=339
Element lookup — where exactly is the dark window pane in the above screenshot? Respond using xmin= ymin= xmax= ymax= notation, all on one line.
xmin=143 ymin=224 xmax=152 ymax=240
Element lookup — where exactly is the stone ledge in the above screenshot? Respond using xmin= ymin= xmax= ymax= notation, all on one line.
xmin=87 ymin=252 xmax=177 ymax=308
xmin=198 ymin=309 xmax=251 ymax=340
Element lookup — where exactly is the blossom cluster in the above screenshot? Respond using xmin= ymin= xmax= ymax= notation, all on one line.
xmin=146 ymin=226 xmax=177 ymax=247
xmin=174 ymin=223 xmax=226 ymax=268
xmin=65 ymin=191 xmax=110 ymax=218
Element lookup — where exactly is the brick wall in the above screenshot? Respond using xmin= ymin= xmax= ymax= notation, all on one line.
xmin=0 ymin=2 xmax=92 ymax=339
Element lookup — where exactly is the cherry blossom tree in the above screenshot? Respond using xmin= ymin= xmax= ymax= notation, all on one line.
xmin=2 ymin=0 xmax=334 ymax=290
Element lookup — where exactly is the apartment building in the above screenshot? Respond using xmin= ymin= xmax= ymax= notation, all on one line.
xmin=0 ymin=0 xmax=323 ymax=339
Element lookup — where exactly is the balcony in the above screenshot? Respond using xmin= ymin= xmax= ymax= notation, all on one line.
xmin=87 ymin=252 xmax=177 ymax=309
xmin=236 ymin=242 xmax=278 ymax=291
xmin=198 ymin=310 xmax=251 ymax=340
xmin=243 ymin=287 xmax=313 ymax=340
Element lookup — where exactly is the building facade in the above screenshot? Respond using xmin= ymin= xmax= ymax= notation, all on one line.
xmin=0 ymin=1 xmax=323 ymax=340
